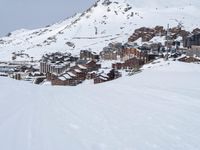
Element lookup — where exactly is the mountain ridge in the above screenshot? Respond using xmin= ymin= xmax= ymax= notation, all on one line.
xmin=0 ymin=0 xmax=199 ymax=61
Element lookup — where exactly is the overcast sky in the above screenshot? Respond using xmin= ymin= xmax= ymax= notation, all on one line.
xmin=0 ymin=0 xmax=96 ymax=36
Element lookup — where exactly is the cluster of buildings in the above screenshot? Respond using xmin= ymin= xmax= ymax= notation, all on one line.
xmin=127 ymin=26 xmax=176 ymax=57
xmin=0 ymin=61 xmax=43 ymax=83
xmin=100 ymin=42 xmax=156 ymax=62
xmin=39 ymin=51 xmax=122 ymax=86
xmin=39 ymin=41 xmax=162 ymax=86
xmin=128 ymin=26 xmax=165 ymax=42
xmin=38 ymin=41 xmax=159 ymax=86
xmin=1 ymin=25 xmax=200 ymax=86
xmin=128 ymin=26 xmax=200 ymax=62
xmin=128 ymin=26 xmax=189 ymax=43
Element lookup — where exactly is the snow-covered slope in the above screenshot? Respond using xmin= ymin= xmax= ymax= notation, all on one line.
xmin=0 ymin=0 xmax=200 ymax=61
xmin=0 ymin=60 xmax=200 ymax=150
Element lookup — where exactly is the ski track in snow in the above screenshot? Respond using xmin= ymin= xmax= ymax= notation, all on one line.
xmin=0 ymin=61 xmax=200 ymax=150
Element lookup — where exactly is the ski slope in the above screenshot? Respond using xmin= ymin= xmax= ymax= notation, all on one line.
xmin=0 ymin=0 xmax=200 ymax=61
xmin=0 ymin=60 xmax=200 ymax=150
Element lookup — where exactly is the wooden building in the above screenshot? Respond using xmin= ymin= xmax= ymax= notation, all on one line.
xmin=112 ymin=57 xmax=144 ymax=70
xmin=100 ymin=50 xmax=118 ymax=60
xmin=94 ymin=69 xmax=121 ymax=84
xmin=86 ymin=71 xmax=97 ymax=80
xmin=80 ymin=50 xmax=99 ymax=60
xmin=85 ymin=60 xmax=101 ymax=72
xmin=121 ymin=48 xmax=148 ymax=62
xmin=51 ymin=73 xmax=78 ymax=86
xmin=73 ymin=69 xmax=86 ymax=81
xmin=94 ymin=75 xmax=109 ymax=84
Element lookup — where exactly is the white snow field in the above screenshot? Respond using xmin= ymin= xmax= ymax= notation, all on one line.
xmin=0 ymin=0 xmax=200 ymax=61
xmin=0 ymin=60 xmax=200 ymax=150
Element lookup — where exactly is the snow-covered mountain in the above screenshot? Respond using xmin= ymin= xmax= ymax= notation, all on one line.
xmin=0 ymin=0 xmax=200 ymax=61
xmin=0 ymin=60 xmax=200 ymax=150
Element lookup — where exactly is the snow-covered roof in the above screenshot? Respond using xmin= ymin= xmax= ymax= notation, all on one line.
xmin=100 ymin=73 xmax=109 ymax=78
xmin=99 ymin=75 xmax=108 ymax=80
xmin=54 ymin=65 xmax=65 ymax=69
xmin=74 ymin=69 xmax=82 ymax=73
xmin=58 ymin=76 xmax=66 ymax=81
xmin=78 ymin=65 xmax=87 ymax=70
xmin=67 ymin=72 xmax=76 ymax=77
xmin=63 ymin=74 xmax=72 ymax=79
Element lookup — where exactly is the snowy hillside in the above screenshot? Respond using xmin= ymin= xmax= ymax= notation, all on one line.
xmin=0 ymin=60 xmax=200 ymax=150
xmin=0 ymin=0 xmax=200 ymax=61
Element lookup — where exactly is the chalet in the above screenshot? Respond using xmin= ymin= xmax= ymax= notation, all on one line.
xmin=112 ymin=62 xmax=123 ymax=70
xmin=67 ymin=72 xmax=77 ymax=79
xmin=85 ymin=60 xmax=101 ymax=72
xmin=121 ymin=48 xmax=137 ymax=60
xmin=94 ymin=75 xmax=109 ymax=84
xmin=73 ymin=69 xmax=86 ymax=81
xmin=86 ymin=71 xmax=97 ymax=80
xmin=107 ymin=69 xmax=122 ymax=80
xmin=68 ymin=64 xmax=88 ymax=81
xmin=100 ymin=49 xmax=118 ymax=60
xmin=94 ymin=69 xmax=121 ymax=84
xmin=122 ymin=44 xmax=150 ymax=62
xmin=33 ymin=76 xmax=46 ymax=84
xmin=112 ymin=57 xmax=144 ymax=70
xmin=124 ymin=58 xmax=144 ymax=69
xmin=80 ymin=50 xmax=100 ymax=60
xmin=77 ymin=64 xmax=88 ymax=73
xmin=122 ymin=47 xmax=148 ymax=62
xmin=100 ymin=42 xmax=123 ymax=60
xmin=46 ymin=72 xmax=57 ymax=81
xmin=51 ymin=73 xmax=78 ymax=86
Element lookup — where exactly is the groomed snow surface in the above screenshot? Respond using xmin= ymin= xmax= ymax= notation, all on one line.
xmin=0 ymin=60 xmax=200 ymax=150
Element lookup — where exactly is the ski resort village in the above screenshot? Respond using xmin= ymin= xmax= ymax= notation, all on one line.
xmin=0 ymin=26 xmax=200 ymax=86
xmin=0 ymin=0 xmax=200 ymax=150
